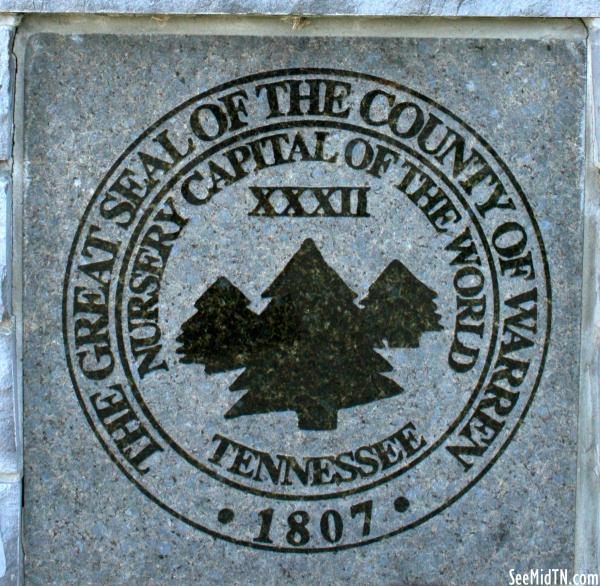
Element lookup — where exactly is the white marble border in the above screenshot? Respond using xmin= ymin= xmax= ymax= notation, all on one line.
xmin=0 ymin=0 xmax=597 ymax=18
xmin=575 ymin=18 xmax=600 ymax=576
xmin=2 ymin=12 xmax=598 ymax=586
xmin=0 ymin=13 xmax=19 ymax=586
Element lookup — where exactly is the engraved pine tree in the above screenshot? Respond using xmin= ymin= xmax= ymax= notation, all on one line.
xmin=177 ymin=239 xmax=443 ymax=431
xmin=361 ymin=259 xmax=443 ymax=348
xmin=226 ymin=239 xmax=402 ymax=430
xmin=176 ymin=277 xmax=258 ymax=373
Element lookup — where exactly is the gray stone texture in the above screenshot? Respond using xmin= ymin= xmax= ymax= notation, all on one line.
xmin=0 ymin=27 xmax=15 ymax=162
xmin=0 ymin=322 xmax=16 ymax=476
xmin=0 ymin=0 xmax=598 ymax=17
xmin=0 ymin=482 xmax=20 ymax=585
xmin=0 ymin=16 xmax=19 ymax=586
xmin=0 ymin=173 xmax=10 ymax=323
xmin=20 ymin=33 xmax=585 ymax=585
xmin=592 ymin=22 xmax=600 ymax=169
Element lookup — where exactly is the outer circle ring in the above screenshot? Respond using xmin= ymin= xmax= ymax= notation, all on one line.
xmin=62 ymin=68 xmax=552 ymax=552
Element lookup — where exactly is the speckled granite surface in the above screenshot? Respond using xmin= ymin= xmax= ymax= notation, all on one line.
xmin=22 ymin=34 xmax=585 ymax=585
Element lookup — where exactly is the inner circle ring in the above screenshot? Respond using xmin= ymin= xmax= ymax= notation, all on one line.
xmin=114 ymin=118 xmax=501 ymax=500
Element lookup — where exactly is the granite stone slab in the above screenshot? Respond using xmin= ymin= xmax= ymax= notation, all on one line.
xmin=21 ymin=34 xmax=585 ymax=585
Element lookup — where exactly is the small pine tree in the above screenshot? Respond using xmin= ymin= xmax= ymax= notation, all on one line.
xmin=361 ymin=259 xmax=443 ymax=348
xmin=176 ymin=277 xmax=258 ymax=374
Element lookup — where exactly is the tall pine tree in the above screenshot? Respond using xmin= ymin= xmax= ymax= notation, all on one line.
xmin=224 ymin=239 xmax=402 ymax=430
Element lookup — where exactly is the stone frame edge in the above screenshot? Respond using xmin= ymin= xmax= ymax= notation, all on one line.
xmin=0 ymin=13 xmax=20 ymax=586
xmin=1 ymin=13 xmax=597 ymax=586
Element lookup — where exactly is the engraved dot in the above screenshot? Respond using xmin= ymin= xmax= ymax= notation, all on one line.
xmin=218 ymin=508 xmax=234 ymax=524
xmin=394 ymin=496 xmax=410 ymax=513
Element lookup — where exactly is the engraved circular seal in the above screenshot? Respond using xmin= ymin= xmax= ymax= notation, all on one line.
xmin=63 ymin=69 xmax=550 ymax=552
